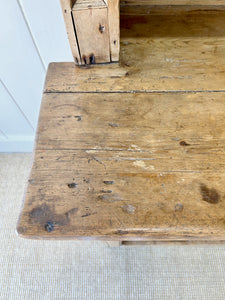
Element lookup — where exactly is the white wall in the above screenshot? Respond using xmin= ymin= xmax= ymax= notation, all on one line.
xmin=0 ymin=0 xmax=73 ymax=152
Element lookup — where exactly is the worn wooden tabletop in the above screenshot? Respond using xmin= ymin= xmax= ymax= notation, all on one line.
xmin=17 ymin=10 xmax=225 ymax=242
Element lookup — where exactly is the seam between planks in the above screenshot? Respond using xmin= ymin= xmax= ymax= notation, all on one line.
xmin=44 ymin=90 xmax=225 ymax=94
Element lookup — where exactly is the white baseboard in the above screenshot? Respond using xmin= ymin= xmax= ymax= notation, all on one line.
xmin=0 ymin=136 xmax=34 ymax=152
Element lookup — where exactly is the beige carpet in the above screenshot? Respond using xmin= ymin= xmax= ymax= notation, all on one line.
xmin=0 ymin=154 xmax=225 ymax=300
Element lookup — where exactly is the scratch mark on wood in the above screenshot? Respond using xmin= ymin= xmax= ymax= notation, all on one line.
xmin=89 ymin=156 xmax=107 ymax=170
xmin=103 ymin=181 xmax=114 ymax=185
xmin=65 ymin=208 xmax=78 ymax=220
xmin=108 ymin=122 xmax=119 ymax=127
xmin=81 ymin=212 xmax=97 ymax=218
xmin=75 ymin=115 xmax=82 ymax=121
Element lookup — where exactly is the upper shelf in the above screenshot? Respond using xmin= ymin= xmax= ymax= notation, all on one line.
xmin=45 ymin=11 xmax=225 ymax=93
xmin=121 ymin=0 xmax=225 ymax=5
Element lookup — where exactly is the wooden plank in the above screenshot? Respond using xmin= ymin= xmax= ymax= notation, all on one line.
xmin=121 ymin=5 xmax=225 ymax=15
xmin=60 ymin=0 xmax=81 ymax=64
xmin=36 ymin=92 xmax=225 ymax=151
xmin=72 ymin=0 xmax=111 ymax=64
xmin=45 ymin=12 xmax=225 ymax=92
xmin=73 ymin=0 xmax=107 ymax=10
xmin=121 ymin=0 xmax=225 ymax=5
xmin=17 ymin=91 xmax=225 ymax=241
xmin=122 ymin=240 xmax=225 ymax=245
xmin=107 ymin=0 xmax=120 ymax=61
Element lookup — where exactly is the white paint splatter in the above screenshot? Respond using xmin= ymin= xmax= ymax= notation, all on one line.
xmin=133 ymin=160 xmax=155 ymax=170
xmin=129 ymin=144 xmax=142 ymax=151
xmin=86 ymin=150 xmax=98 ymax=154
xmin=165 ymin=57 xmax=174 ymax=63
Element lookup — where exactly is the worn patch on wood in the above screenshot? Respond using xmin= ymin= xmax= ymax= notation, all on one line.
xmin=133 ymin=160 xmax=155 ymax=170
xmin=121 ymin=204 xmax=136 ymax=214
xmin=175 ymin=203 xmax=184 ymax=212
xmin=200 ymin=184 xmax=220 ymax=204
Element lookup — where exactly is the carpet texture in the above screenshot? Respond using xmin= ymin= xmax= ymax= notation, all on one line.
xmin=0 ymin=153 xmax=225 ymax=300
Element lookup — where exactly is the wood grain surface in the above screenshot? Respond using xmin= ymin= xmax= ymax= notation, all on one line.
xmin=60 ymin=0 xmax=81 ymax=64
xmin=45 ymin=12 xmax=225 ymax=93
xmin=107 ymin=0 xmax=120 ymax=62
xmin=17 ymin=11 xmax=225 ymax=242
xmin=17 ymin=91 xmax=225 ymax=241
xmin=72 ymin=0 xmax=111 ymax=64
xmin=121 ymin=0 xmax=225 ymax=5
xmin=120 ymin=5 xmax=225 ymax=16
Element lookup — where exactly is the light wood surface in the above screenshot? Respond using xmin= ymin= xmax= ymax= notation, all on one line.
xmin=17 ymin=10 xmax=225 ymax=243
xmin=45 ymin=12 xmax=225 ymax=92
xmin=60 ymin=0 xmax=225 ymax=65
xmin=121 ymin=5 xmax=225 ymax=15
xmin=72 ymin=0 xmax=111 ymax=64
xmin=73 ymin=0 xmax=106 ymax=10
xmin=17 ymin=91 xmax=225 ymax=241
xmin=121 ymin=0 xmax=225 ymax=5
xmin=60 ymin=0 xmax=120 ymax=64
xmin=60 ymin=0 xmax=81 ymax=64
xmin=107 ymin=0 xmax=120 ymax=61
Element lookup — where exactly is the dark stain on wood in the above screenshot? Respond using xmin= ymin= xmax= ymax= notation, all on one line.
xmin=103 ymin=180 xmax=115 ymax=185
xmin=62 ymin=115 xmax=72 ymax=119
xmin=200 ymin=184 xmax=220 ymax=204
xmin=29 ymin=204 xmax=52 ymax=223
xmin=75 ymin=115 xmax=82 ymax=121
xmin=45 ymin=222 xmax=54 ymax=232
xmin=83 ymin=56 xmax=87 ymax=65
xmin=121 ymin=204 xmax=136 ymax=214
xmin=116 ymin=230 xmax=129 ymax=235
xmin=28 ymin=179 xmax=35 ymax=185
xmin=98 ymin=193 xmax=124 ymax=203
xmin=180 ymin=141 xmax=190 ymax=146
xmin=108 ymin=122 xmax=119 ymax=127
xmin=89 ymin=54 xmax=95 ymax=65
xmin=83 ymin=178 xmax=90 ymax=183
xmin=99 ymin=24 xmax=105 ymax=33
xmin=81 ymin=212 xmax=97 ymax=218
xmin=65 ymin=208 xmax=78 ymax=220
xmin=68 ymin=182 xmax=78 ymax=188
xmin=29 ymin=204 xmax=71 ymax=229
xmin=175 ymin=203 xmax=184 ymax=212
xmin=81 ymin=212 xmax=92 ymax=218
xmin=98 ymin=194 xmax=111 ymax=201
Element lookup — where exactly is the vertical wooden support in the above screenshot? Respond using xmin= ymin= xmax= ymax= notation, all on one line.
xmin=60 ymin=0 xmax=81 ymax=64
xmin=106 ymin=0 xmax=120 ymax=62
xmin=60 ymin=0 xmax=120 ymax=65
xmin=72 ymin=0 xmax=111 ymax=64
